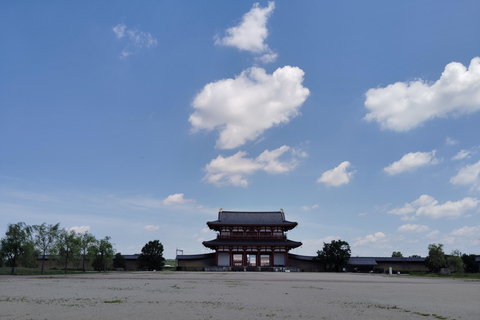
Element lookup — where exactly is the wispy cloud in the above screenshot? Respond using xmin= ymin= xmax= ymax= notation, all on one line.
xmin=389 ymin=194 xmax=479 ymax=219
xmin=113 ymin=22 xmax=158 ymax=58
xmin=384 ymin=150 xmax=439 ymax=175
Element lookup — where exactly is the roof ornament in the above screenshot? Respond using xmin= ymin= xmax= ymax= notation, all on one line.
xmin=219 ymin=208 xmax=222 ymax=212
xmin=280 ymin=208 xmax=283 ymax=213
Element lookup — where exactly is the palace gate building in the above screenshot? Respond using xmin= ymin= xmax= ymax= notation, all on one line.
xmin=202 ymin=210 xmax=302 ymax=269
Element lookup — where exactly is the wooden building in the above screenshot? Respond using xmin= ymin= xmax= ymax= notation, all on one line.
xmin=200 ymin=210 xmax=302 ymax=270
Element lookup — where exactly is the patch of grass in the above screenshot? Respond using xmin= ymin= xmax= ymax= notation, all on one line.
xmin=0 ymin=267 xmax=98 ymax=276
xmin=413 ymin=312 xmax=430 ymax=316
xmin=432 ymin=314 xmax=448 ymax=319
xmin=104 ymin=300 xmax=122 ymax=304
xmin=171 ymin=284 xmax=180 ymax=289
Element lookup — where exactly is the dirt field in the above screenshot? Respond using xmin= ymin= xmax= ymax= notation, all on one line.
xmin=0 ymin=271 xmax=478 ymax=319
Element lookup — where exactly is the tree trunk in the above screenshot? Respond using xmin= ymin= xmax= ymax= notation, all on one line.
xmin=41 ymin=250 xmax=46 ymax=274
xmin=64 ymin=250 xmax=68 ymax=274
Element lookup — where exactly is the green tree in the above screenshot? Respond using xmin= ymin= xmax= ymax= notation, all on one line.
xmin=0 ymin=222 xmax=33 ymax=274
xmin=137 ymin=240 xmax=165 ymax=271
xmin=462 ymin=254 xmax=479 ymax=273
xmin=79 ymin=232 xmax=97 ymax=272
xmin=90 ymin=236 xmax=115 ymax=272
xmin=19 ymin=240 xmax=39 ymax=268
xmin=447 ymin=249 xmax=464 ymax=273
xmin=392 ymin=251 xmax=403 ymax=258
xmin=113 ymin=253 xmax=126 ymax=270
xmin=55 ymin=229 xmax=81 ymax=274
xmin=425 ymin=243 xmax=447 ymax=273
xmin=33 ymin=222 xmax=60 ymax=274
xmin=315 ymin=240 xmax=351 ymax=272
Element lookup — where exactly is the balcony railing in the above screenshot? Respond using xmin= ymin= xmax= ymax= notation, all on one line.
xmin=217 ymin=234 xmax=286 ymax=239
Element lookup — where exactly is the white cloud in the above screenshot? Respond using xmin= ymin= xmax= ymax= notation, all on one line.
xmin=144 ymin=225 xmax=160 ymax=231
xmin=317 ymin=161 xmax=355 ymax=187
xmin=352 ymin=232 xmax=387 ymax=247
xmin=397 ymin=224 xmax=430 ymax=233
xmin=120 ymin=197 xmax=164 ymax=210
xmin=452 ymin=149 xmax=471 ymax=160
xmin=450 ymin=225 xmax=480 ymax=237
xmin=389 ymin=194 xmax=479 ymax=219
xmin=384 ymin=150 xmax=439 ymax=175
xmin=67 ymin=226 xmax=90 ymax=234
xmin=442 ymin=225 xmax=480 ymax=247
xmin=201 ymin=227 xmax=211 ymax=233
xmin=426 ymin=230 xmax=440 ymax=239
xmin=112 ymin=23 xmax=157 ymax=58
xmin=446 ymin=137 xmax=459 ymax=146
xmin=301 ymin=204 xmax=319 ymax=211
xmin=204 ymin=145 xmax=303 ymax=187
xmin=364 ymin=57 xmax=480 ymax=131
xmin=215 ymin=1 xmax=276 ymax=62
xmin=450 ymin=160 xmax=480 ymax=191
xmin=189 ymin=66 xmax=310 ymax=149
xmin=163 ymin=193 xmax=196 ymax=206
xmin=301 ymin=236 xmax=342 ymax=253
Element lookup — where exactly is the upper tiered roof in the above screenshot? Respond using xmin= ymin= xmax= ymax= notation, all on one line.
xmin=206 ymin=210 xmax=298 ymax=229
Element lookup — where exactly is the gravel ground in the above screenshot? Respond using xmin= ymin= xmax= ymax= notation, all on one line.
xmin=0 ymin=271 xmax=478 ymax=320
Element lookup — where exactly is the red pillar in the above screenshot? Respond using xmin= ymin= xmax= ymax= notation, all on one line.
xmin=285 ymin=249 xmax=289 ymax=267
xmin=215 ymin=249 xmax=218 ymax=266
xmin=229 ymin=249 xmax=233 ymax=266
xmin=271 ymin=247 xmax=275 ymax=266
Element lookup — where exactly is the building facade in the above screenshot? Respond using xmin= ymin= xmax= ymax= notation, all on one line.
xmin=201 ymin=210 xmax=302 ymax=269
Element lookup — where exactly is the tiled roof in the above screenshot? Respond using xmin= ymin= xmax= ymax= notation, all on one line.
xmin=176 ymin=253 xmax=215 ymax=260
xmin=203 ymin=238 xmax=302 ymax=248
xmin=207 ymin=211 xmax=298 ymax=228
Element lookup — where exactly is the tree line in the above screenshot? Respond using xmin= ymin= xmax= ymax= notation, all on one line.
xmin=315 ymin=240 xmax=478 ymax=273
xmin=0 ymin=222 xmax=166 ymax=274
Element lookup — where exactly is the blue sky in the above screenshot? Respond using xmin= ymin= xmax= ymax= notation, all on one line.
xmin=1 ymin=1 xmax=480 ymax=258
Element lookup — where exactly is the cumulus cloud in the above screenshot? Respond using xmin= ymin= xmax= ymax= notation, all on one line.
xmin=450 ymin=160 xmax=480 ymax=192
xmin=215 ymin=1 xmax=277 ymax=62
xmin=352 ymin=232 xmax=387 ymax=247
xmin=189 ymin=66 xmax=309 ymax=149
xmin=384 ymin=150 xmax=439 ymax=175
xmin=317 ymin=161 xmax=355 ymax=187
xmin=112 ymin=23 xmax=158 ymax=58
xmin=389 ymin=194 xmax=479 ymax=219
xmin=162 ymin=193 xmax=196 ymax=206
xmin=364 ymin=57 xmax=480 ymax=131
xmin=144 ymin=225 xmax=160 ymax=231
xmin=397 ymin=224 xmax=430 ymax=233
xmin=204 ymin=145 xmax=303 ymax=187
xmin=67 ymin=226 xmax=90 ymax=233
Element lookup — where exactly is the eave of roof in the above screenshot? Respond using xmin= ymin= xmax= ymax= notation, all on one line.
xmin=202 ymin=238 xmax=302 ymax=248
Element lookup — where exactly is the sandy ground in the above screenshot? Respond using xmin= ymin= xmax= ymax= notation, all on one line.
xmin=0 ymin=271 xmax=478 ymax=320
